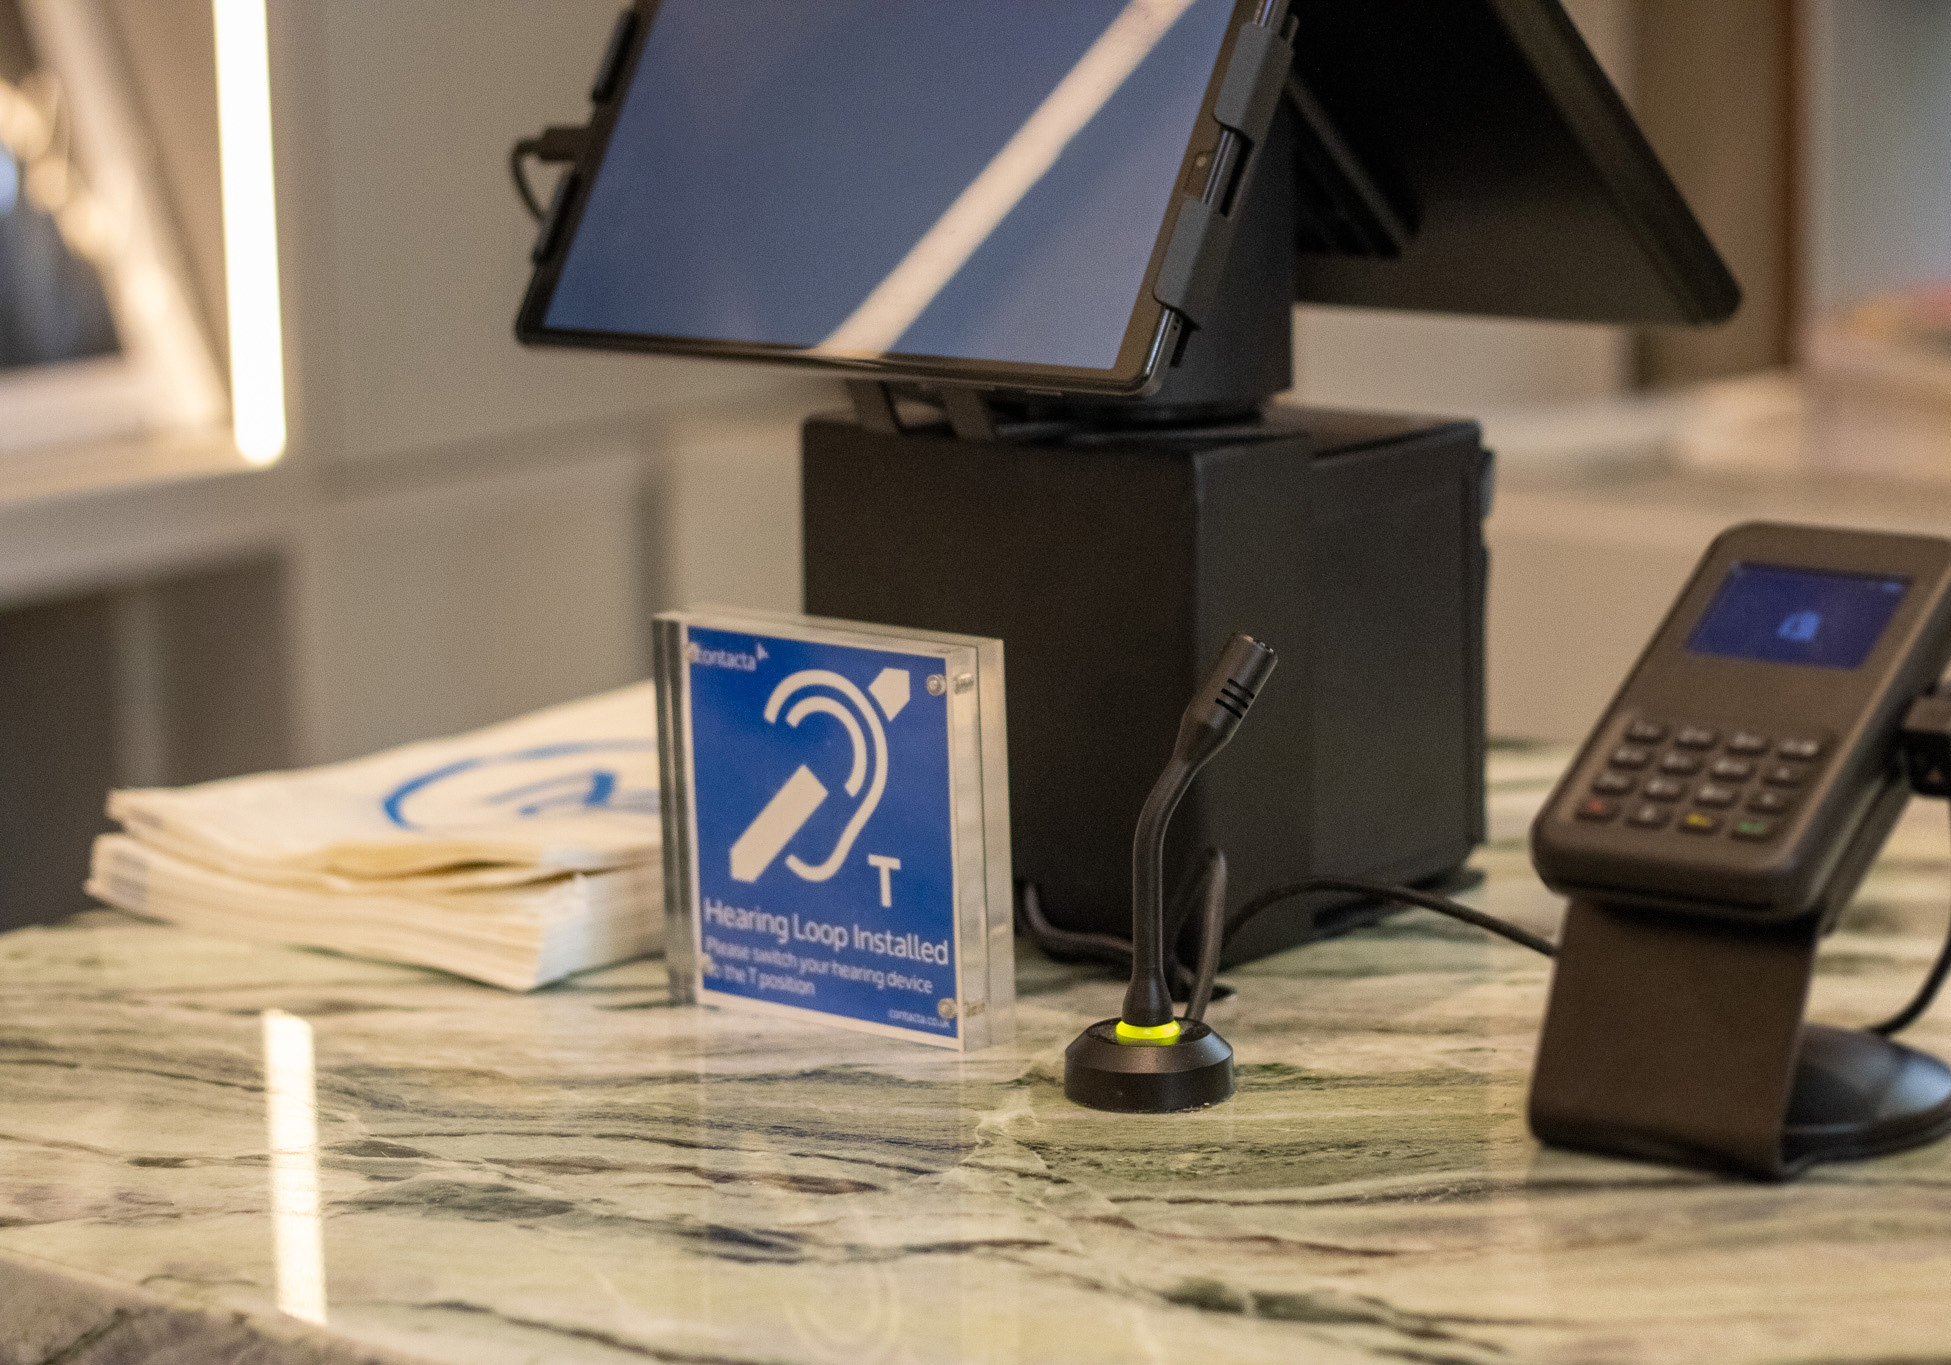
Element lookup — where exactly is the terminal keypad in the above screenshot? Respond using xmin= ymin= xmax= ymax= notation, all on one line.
xmin=1582 ymin=719 xmax=1825 ymax=843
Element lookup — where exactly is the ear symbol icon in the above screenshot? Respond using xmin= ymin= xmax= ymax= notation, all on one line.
xmin=727 ymin=669 xmax=902 ymax=884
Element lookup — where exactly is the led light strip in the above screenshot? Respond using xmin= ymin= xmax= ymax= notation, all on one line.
xmin=213 ymin=0 xmax=285 ymax=465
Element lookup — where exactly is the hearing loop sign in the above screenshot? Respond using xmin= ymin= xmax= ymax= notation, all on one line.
xmin=654 ymin=609 xmax=1014 ymax=1049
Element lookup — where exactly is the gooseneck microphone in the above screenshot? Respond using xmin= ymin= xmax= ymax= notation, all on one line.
xmin=1122 ymin=635 xmax=1278 ymax=1035
xmin=1065 ymin=634 xmax=1276 ymax=1112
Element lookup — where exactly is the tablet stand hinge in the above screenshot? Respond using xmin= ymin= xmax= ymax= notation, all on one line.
xmin=846 ymin=381 xmax=1020 ymax=443
xmin=941 ymin=389 xmax=999 ymax=442
xmin=845 ymin=380 xmax=904 ymax=435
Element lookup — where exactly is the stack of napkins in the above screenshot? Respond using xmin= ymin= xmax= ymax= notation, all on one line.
xmin=87 ymin=683 xmax=662 ymax=989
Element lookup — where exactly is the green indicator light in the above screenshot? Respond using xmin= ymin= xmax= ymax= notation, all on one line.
xmin=1115 ymin=1019 xmax=1183 ymax=1046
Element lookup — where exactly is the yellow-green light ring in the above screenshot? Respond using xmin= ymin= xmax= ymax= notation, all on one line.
xmin=1114 ymin=1019 xmax=1182 ymax=1046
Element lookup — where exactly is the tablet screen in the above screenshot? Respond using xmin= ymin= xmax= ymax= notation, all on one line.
xmin=535 ymin=0 xmax=1239 ymax=382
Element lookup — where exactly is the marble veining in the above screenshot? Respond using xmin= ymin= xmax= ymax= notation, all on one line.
xmin=5 ymin=751 xmax=1951 ymax=1363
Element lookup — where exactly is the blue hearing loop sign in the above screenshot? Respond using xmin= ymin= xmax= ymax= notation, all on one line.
xmin=654 ymin=610 xmax=1013 ymax=1050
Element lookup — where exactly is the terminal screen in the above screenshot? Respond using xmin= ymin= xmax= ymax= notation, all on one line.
xmin=543 ymin=0 xmax=1236 ymax=374
xmin=1686 ymin=563 xmax=1909 ymax=670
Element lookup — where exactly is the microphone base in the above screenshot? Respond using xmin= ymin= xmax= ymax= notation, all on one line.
xmin=1064 ymin=1018 xmax=1235 ymax=1113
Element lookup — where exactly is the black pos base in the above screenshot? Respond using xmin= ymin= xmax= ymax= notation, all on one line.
xmin=802 ymin=406 xmax=1490 ymax=960
xmin=1530 ymin=898 xmax=1951 ymax=1179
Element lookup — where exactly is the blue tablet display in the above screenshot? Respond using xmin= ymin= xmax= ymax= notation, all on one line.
xmin=544 ymin=0 xmax=1235 ymax=372
xmin=1686 ymin=563 xmax=1909 ymax=670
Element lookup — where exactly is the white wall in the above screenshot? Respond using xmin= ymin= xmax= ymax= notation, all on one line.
xmin=1801 ymin=0 xmax=1951 ymax=315
xmin=297 ymin=1 xmax=796 ymax=468
xmin=649 ymin=415 xmax=805 ymax=617
xmin=1293 ymin=309 xmax=1632 ymax=416
xmin=262 ymin=0 xmax=829 ymax=762
xmin=291 ymin=450 xmax=649 ymax=760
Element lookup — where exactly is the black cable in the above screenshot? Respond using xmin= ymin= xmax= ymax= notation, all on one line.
xmin=1042 ymin=826 xmax=1947 ymax=1025
xmin=1225 ymin=876 xmax=1558 ymax=959
xmin=510 ymin=143 xmax=546 ymax=221
xmin=1016 ymin=881 xmax=1205 ymax=998
xmin=1185 ymin=848 xmax=1227 ymax=1023
xmin=509 ymin=126 xmax=589 ymax=222
xmin=1160 ymin=855 xmax=1211 ymax=964
xmin=1870 ymin=805 xmax=1951 ymax=1037
xmin=1872 ymin=928 xmax=1951 ymax=1036
xmin=1020 ymin=859 xmax=1549 ymax=1017
xmin=1016 ymin=881 xmax=1132 ymax=969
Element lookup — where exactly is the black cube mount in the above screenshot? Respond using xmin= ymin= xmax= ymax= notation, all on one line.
xmin=802 ymin=404 xmax=1489 ymax=957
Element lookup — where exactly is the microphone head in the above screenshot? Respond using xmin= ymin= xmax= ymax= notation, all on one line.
xmin=1193 ymin=634 xmax=1277 ymax=734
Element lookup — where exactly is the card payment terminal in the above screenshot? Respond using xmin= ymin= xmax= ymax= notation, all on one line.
xmin=1528 ymin=522 xmax=1951 ymax=1177
xmin=1534 ymin=522 xmax=1951 ymax=921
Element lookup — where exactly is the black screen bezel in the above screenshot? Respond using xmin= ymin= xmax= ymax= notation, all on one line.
xmin=515 ymin=0 xmax=1264 ymax=395
xmin=1282 ymin=0 xmax=1741 ymax=325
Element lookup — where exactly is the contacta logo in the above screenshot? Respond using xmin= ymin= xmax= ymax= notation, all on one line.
xmin=687 ymin=639 xmax=768 ymax=671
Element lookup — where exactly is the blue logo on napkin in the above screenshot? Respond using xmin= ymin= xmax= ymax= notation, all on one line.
xmin=382 ymin=741 xmax=658 ymax=831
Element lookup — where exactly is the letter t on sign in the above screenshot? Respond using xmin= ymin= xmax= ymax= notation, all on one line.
xmin=867 ymin=855 xmax=902 ymax=907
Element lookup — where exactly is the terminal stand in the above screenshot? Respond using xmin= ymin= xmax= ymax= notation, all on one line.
xmin=1530 ymin=897 xmax=1951 ymax=1178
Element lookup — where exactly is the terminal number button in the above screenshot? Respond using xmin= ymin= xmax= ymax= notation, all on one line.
xmin=1586 ymin=718 xmax=1816 ymax=833
xmin=1627 ymin=803 xmax=1670 ymax=828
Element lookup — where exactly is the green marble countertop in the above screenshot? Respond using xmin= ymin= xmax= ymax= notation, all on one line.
xmin=6 ymin=750 xmax=1951 ymax=1364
